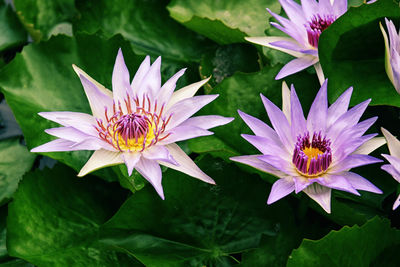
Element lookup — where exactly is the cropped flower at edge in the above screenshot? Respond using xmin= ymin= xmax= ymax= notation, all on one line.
xmin=380 ymin=18 xmax=400 ymax=93
xmin=246 ymin=0 xmax=348 ymax=84
xmin=31 ymin=49 xmax=234 ymax=199
xmin=231 ymin=80 xmax=385 ymax=213
xmin=380 ymin=128 xmax=400 ymax=210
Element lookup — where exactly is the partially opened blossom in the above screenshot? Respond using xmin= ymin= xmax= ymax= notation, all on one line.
xmin=380 ymin=128 xmax=400 ymax=210
xmin=31 ymin=49 xmax=233 ymax=199
xmin=231 ymin=81 xmax=384 ymax=213
xmin=246 ymin=0 xmax=347 ymax=84
xmin=380 ymin=18 xmax=400 ymax=93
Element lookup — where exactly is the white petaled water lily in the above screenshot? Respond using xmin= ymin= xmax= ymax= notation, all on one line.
xmin=231 ymin=80 xmax=385 ymax=213
xmin=246 ymin=0 xmax=348 ymax=84
xmin=380 ymin=18 xmax=400 ymax=93
xmin=32 ymin=49 xmax=233 ymax=199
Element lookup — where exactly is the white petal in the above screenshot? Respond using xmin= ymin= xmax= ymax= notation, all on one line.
xmin=166 ymin=77 xmax=211 ymax=111
xmin=178 ymin=115 xmax=234 ymax=130
xmin=72 ymin=64 xmax=113 ymax=98
xmin=304 ymin=183 xmax=332 ymax=213
xmin=157 ymin=68 xmax=186 ymax=105
xmin=122 ymin=152 xmax=141 ymax=176
xmin=131 ymin=55 xmax=151 ymax=92
xmin=142 ymin=145 xmax=177 ymax=165
xmin=112 ymin=48 xmax=131 ymax=107
xmin=245 ymin=36 xmax=304 ymax=58
xmin=282 ymin=81 xmax=291 ymax=123
xmin=393 ymin=194 xmax=400 ymax=210
xmin=78 ymin=149 xmax=123 ymax=177
xmin=160 ymin=143 xmax=215 ymax=184
xmin=136 ymin=57 xmax=161 ymax=98
xmin=381 ymin=128 xmax=400 ymax=158
xmin=353 ymin=137 xmax=386 ymax=155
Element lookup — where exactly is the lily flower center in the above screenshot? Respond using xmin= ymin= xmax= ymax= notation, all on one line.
xmin=292 ymin=131 xmax=332 ymax=177
xmin=305 ymin=14 xmax=336 ymax=48
xmin=95 ymin=94 xmax=171 ymax=152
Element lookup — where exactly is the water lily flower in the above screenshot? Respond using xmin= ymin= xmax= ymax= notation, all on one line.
xmin=31 ymin=49 xmax=233 ymax=199
xmin=246 ymin=0 xmax=347 ymax=84
xmin=380 ymin=128 xmax=400 ymax=210
xmin=230 ymin=80 xmax=384 ymax=213
xmin=380 ymin=18 xmax=400 ymax=93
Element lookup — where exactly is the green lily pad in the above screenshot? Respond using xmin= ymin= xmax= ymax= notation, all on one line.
xmin=13 ymin=0 xmax=76 ymax=42
xmin=167 ymin=0 xmax=281 ymax=44
xmin=287 ymin=217 xmax=400 ymax=267
xmin=0 ymin=138 xmax=35 ymax=205
xmin=100 ymin=155 xmax=299 ymax=266
xmin=6 ymin=164 xmax=138 ymax=266
xmin=0 ymin=2 xmax=27 ymax=51
xmin=319 ymin=0 xmax=400 ymax=106
xmin=0 ymin=34 xmax=142 ymax=177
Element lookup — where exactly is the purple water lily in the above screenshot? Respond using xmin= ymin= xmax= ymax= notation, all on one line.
xmin=380 ymin=18 xmax=400 ymax=93
xmin=231 ymin=81 xmax=384 ymax=213
xmin=32 ymin=49 xmax=233 ymax=199
xmin=381 ymin=128 xmax=400 ymax=210
xmin=246 ymin=0 xmax=347 ymax=84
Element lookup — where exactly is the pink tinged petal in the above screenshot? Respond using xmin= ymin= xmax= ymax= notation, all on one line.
xmin=157 ymin=68 xmax=186 ymax=104
xmin=333 ymin=133 xmax=377 ymax=163
xmin=72 ymin=64 xmax=113 ymax=98
xmin=245 ymin=36 xmax=304 ymax=58
xmin=318 ymin=0 xmax=334 ymax=15
xmin=282 ymin=81 xmax=291 ymax=123
xmin=381 ymin=154 xmax=400 ymax=176
xmin=167 ymin=77 xmax=211 ymax=111
xmin=241 ymin=134 xmax=291 ymax=158
xmin=290 ymin=85 xmax=307 ymax=140
xmin=293 ymin=176 xmax=315 ymax=193
xmin=38 ymin=111 xmax=98 ymax=136
xmin=332 ymin=0 xmax=347 ymax=16
xmin=269 ymin=40 xmax=303 ymax=52
xmin=141 ymin=145 xmax=178 ymax=166
xmin=301 ymin=0 xmax=319 ymax=19
xmin=237 ymin=110 xmax=280 ymax=144
xmin=258 ymin=155 xmax=297 ymax=176
xmin=267 ymin=178 xmax=296 ymax=204
xmin=122 ymin=152 xmax=141 ymax=176
xmin=131 ymin=55 xmax=150 ymax=91
xmin=260 ymin=94 xmax=294 ymax=152
xmin=303 ymin=183 xmax=332 ymax=213
xmin=31 ymin=139 xmax=79 ymax=152
xmin=327 ymin=99 xmax=371 ymax=143
xmin=275 ymin=56 xmax=318 ymax=80
xmin=79 ymin=74 xmax=113 ymax=119
xmin=267 ymin=9 xmax=306 ymax=45
xmin=317 ymin=174 xmax=360 ymax=195
xmin=136 ymin=158 xmax=164 ymax=200
xmin=279 ymin=0 xmax=307 ymax=26
xmin=45 ymin=126 xmax=93 ymax=142
xmin=330 ymin=154 xmax=382 ymax=173
xmin=78 ymin=149 xmax=124 ymax=177
xmin=71 ymin=138 xmax=114 ymax=151
xmin=393 ymin=194 xmax=400 ymax=210
xmin=230 ymin=155 xmax=286 ymax=177
xmin=340 ymin=171 xmax=382 ymax=194
xmin=160 ymin=143 xmax=215 ymax=184
xmin=353 ymin=137 xmax=386 ymax=155
xmin=178 ymin=115 xmax=234 ymax=130
xmin=327 ymin=86 xmax=353 ymax=128
xmin=112 ymin=48 xmax=131 ymax=105
xmin=137 ymin=57 xmax=161 ymax=98
xmin=159 ymin=126 xmax=213 ymax=145
xmin=381 ymin=128 xmax=400 ymax=158
xmin=165 ymin=95 xmax=218 ymax=131
xmin=307 ymin=79 xmax=328 ymax=133
xmin=381 ymin=164 xmax=400 ymax=183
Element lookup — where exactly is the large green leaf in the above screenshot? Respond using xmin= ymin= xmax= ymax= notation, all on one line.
xmin=0 ymin=34 xmax=142 ymax=178
xmin=0 ymin=2 xmax=27 ymax=51
xmin=0 ymin=138 xmax=35 ymax=205
xmin=74 ymin=0 xmax=214 ymax=63
xmin=0 ymin=206 xmax=6 ymax=261
xmin=319 ymin=0 xmax=400 ymax=106
xmin=167 ymin=0 xmax=281 ymax=44
xmin=13 ymin=0 xmax=76 ymax=42
xmin=287 ymin=217 xmax=400 ymax=267
xmin=100 ymin=155 xmax=300 ymax=266
xmin=6 ymin=164 xmax=139 ymax=266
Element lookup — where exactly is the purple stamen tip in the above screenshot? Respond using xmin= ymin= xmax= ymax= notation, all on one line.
xmin=305 ymin=14 xmax=336 ymax=47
